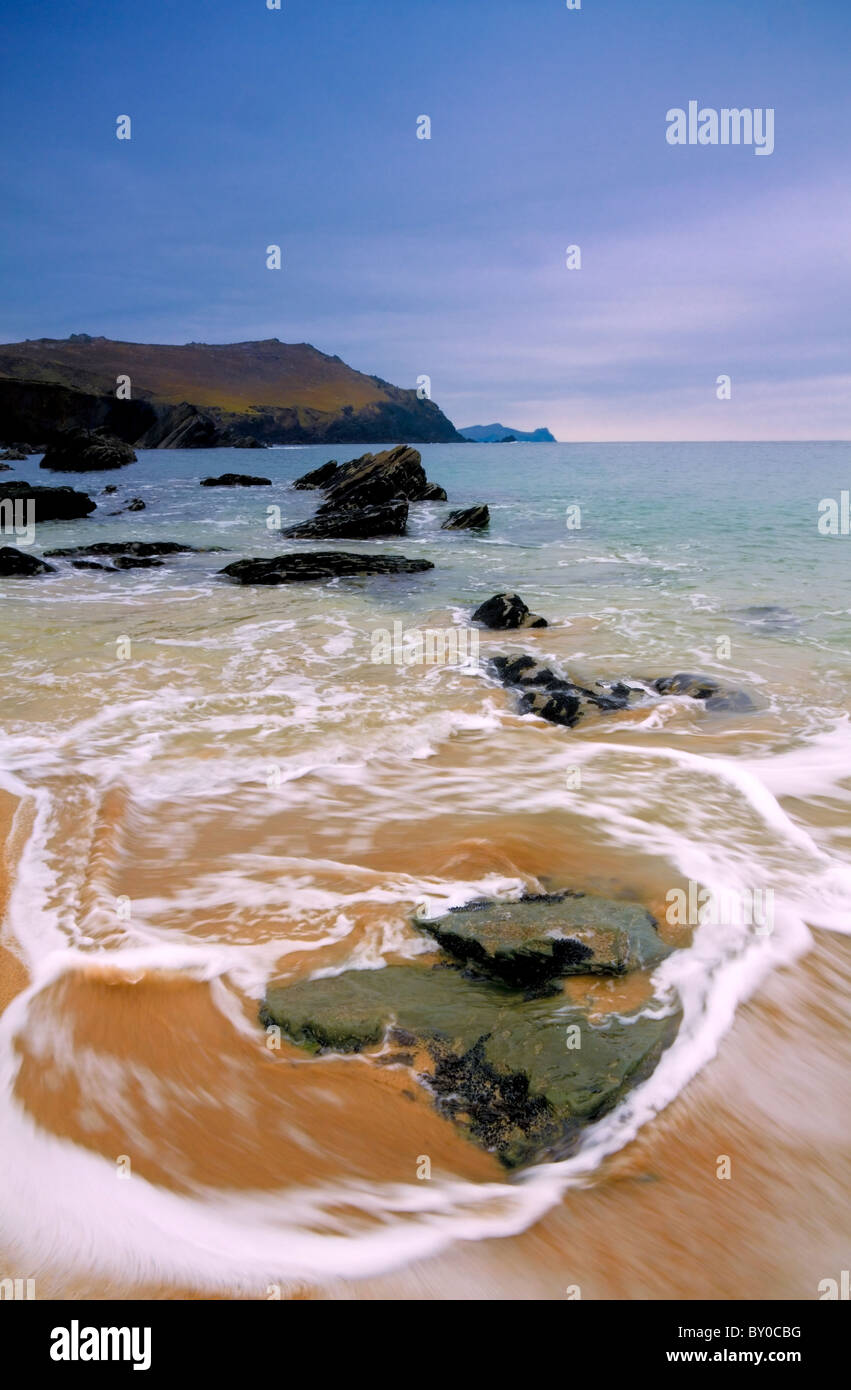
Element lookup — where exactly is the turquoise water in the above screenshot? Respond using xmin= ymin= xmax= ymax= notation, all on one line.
xmin=5 ymin=439 xmax=851 ymax=702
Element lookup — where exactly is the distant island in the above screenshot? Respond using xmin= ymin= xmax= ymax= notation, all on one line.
xmin=459 ymin=423 xmax=556 ymax=443
xmin=0 ymin=335 xmax=464 ymax=448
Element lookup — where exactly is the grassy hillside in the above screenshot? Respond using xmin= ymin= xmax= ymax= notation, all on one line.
xmin=0 ymin=336 xmax=460 ymax=436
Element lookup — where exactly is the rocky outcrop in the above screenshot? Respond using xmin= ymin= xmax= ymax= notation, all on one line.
xmin=260 ymin=958 xmax=679 ymax=1169
xmin=316 ymin=446 xmax=437 ymax=511
xmin=219 ymin=551 xmax=434 ymax=584
xmin=416 ymin=892 xmax=670 ymax=988
xmin=133 ymin=402 xmax=221 ymax=449
xmin=289 ymin=446 xmax=446 ymax=539
xmin=0 ymin=339 xmax=464 ymax=445
xmin=442 ymin=504 xmax=490 ymax=530
xmin=2 ymin=481 xmax=96 ymax=521
xmin=283 ymin=500 xmax=408 ymax=540
xmin=40 ymin=428 xmax=136 ymax=472
xmin=0 ymin=447 xmax=28 ymax=461
xmin=0 ymin=546 xmax=55 ymax=576
xmin=492 ymin=653 xmax=755 ymax=728
xmin=200 ymin=473 xmax=271 ymax=487
xmin=419 ymin=482 xmax=447 ymax=501
xmin=45 ymin=541 xmax=195 ymax=558
xmin=472 ymin=593 xmax=548 ymax=629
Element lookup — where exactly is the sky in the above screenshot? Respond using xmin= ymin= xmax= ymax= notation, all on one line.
xmin=2 ymin=0 xmax=850 ymax=440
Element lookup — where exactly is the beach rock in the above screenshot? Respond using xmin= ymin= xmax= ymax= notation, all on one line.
xmin=0 ymin=463 xmax=12 ymax=471
xmin=71 ymin=560 xmax=114 ymax=571
xmin=492 ymin=654 xmax=648 ymax=728
xmin=2 ymin=481 xmax=96 ymax=521
xmin=40 ymin=428 xmax=136 ymax=472
xmin=283 ymin=500 xmax=408 ymax=540
xmin=518 ymin=688 xmax=587 ymax=726
xmin=0 ymin=448 xmax=27 ymax=461
xmin=317 ymin=445 xmax=436 ymax=511
xmin=125 ymin=498 xmax=146 ymax=512
xmin=419 ymin=482 xmax=447 ymax=501
xmin=0 ymin=546 xmax=55 ymax=576
xmin=45 ymin=541 xmax=194 ymax=558
xmin=654 ymin=673 xmax=755 ymax=712
xmin=472 ymin=592 xmax=548 ymax=629
xmin=102 ymin=484 xmax=118 ymax=495
xmin=111 ymin=555 xmax=163 ymax=570
xmin=417 ymin=892 xmax=670 ymax=988
xmin=260 ymin=965 xmax=680 ymax=1168
xmin=219 ymin=551 xmax=434 ymax=585
xmin=293 ymin=460 xmax=339 ymax=490
xmin=442 ymin=504 xmax=490 ymax=530
xmin=200 ymin=473 xmax=272 ymax=487
xmin=231 ymin=436 xmax=265 ymax=449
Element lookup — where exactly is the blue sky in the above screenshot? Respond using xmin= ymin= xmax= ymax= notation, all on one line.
xmin=2 ymin=0 xmax=849 ymax=439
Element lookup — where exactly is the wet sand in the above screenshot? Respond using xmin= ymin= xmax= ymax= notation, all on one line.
xmin=2 ymin=766 xmax=849 ymax=1301
xmin=0 ymin=790 xmax=28 ymax=1014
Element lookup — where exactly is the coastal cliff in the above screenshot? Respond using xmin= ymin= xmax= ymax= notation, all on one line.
xmin=0 ymin=336 xmax=464 ymax=447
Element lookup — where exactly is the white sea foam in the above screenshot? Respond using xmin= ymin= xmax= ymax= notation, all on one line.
xmin=1 ymin=707 xmax=850 ymax=1288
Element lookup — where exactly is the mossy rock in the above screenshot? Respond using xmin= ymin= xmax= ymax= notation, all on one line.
xmin=416 ymin=892 xmax=671 ymax=987
xmin=260 ymin=964 xmax=680 ymax=1168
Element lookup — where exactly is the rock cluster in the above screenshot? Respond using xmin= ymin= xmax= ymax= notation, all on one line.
xmin=287 ymin=445 xmax=447 ymax=539
xmin=40 ymin=428 xmax=137 ymax=472
xmin=261 ymin=891 xmax=678 ymax=1168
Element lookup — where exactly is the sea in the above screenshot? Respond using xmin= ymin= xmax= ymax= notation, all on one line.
xmin=0 ymin=440 xmax=849 ymax=1296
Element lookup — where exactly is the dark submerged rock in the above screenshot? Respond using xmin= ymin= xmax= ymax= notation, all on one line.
xmin=2 ymin=481 xmax=96 ymax=521
xmin=493 ymin=654 xmax=753 ymax=727
xmin=0 ymin=546 xmax=55 ymax=576
xmin=442 ymin=504 xmax=490 ymax=530
xmin=219 ymin=551 xmax=434 ymax=585
xmin=199 ymin=473 xmax=272 ymax=487
xmin=417 ymin=892 xmax=671 ymax=988
xmin=260 ymin=965 xmax=680 ymax=1168
xmin=112 ymin=555 xmax=163 ymax=570
xmin=45 ymin=541 xmax=194 ymax=558
xmin=472 ymin=592 xmax=548 ymax=629
xmin=653 ymin=673 xmax=755 ymax=712
xmin=283 ymin=500 xmax=408 ymax=540
xmin=40 ymin=428 xmax=136 ymax=472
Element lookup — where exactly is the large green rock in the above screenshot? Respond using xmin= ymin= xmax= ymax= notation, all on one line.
xmin=260 ymin=964 xmax=680 ymax=1168
xmin=416 ymin=892 xmax=671 ymax=987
